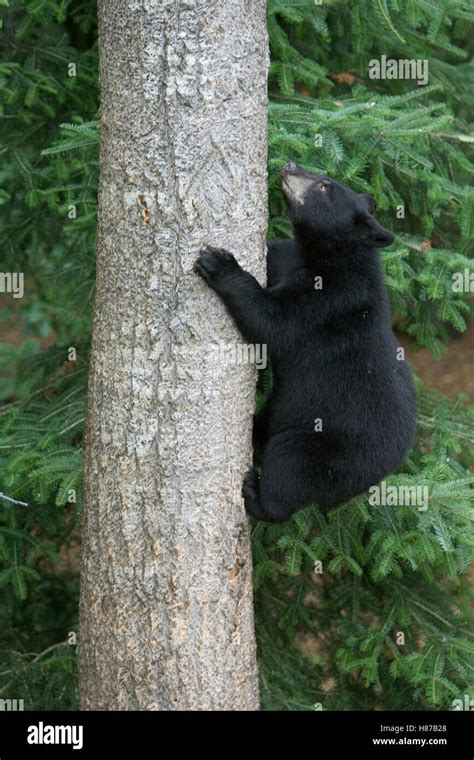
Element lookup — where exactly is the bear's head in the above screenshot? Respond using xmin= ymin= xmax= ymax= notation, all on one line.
xmin=280 ymin=163 xmax=394 ymax=251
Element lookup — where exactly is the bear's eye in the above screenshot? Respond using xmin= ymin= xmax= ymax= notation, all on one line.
xmin=316 ymin=181 xmax=330 ymax=192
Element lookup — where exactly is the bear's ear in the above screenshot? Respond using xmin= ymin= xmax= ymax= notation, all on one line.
xmin=355 ymin=210 xmax=394 ymax=248
xmin=361 ymin=194 xmax=377 ymax=214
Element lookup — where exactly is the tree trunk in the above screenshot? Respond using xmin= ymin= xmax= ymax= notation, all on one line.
xmin=78 ymin=0 xmax=268 ymax=710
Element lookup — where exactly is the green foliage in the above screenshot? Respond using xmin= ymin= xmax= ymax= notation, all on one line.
xmin=0 ymin=0 xmax=473 ymax=711
xmin=256 ymin=0 xmax=474 ymax=711
xmin=255 ymin=385 xmax=474 ymax=709
xmin=0 ymin=572 xmax=79 ymax=709
xmin=267 ymin=2 xmax=474 ymax=353
xmin=0 ymin=0 xmax=98 ymax=341
xmin=0 ymin=0 xmax=96 ymax=709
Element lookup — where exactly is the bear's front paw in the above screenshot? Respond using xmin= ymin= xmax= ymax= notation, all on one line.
xmin=194 ymin=245 xmax=240 ymax=286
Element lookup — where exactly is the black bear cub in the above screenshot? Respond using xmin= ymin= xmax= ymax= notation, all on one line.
xmin=195 ymin=162 xmax=417 ymax=523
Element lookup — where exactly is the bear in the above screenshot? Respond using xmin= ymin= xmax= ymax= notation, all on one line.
xmin=194 ymin=162 xmax=417 ymax=523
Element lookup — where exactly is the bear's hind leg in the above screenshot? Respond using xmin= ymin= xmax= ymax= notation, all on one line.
xmin=242 ymin=468 xmax=277 ymax=522
xmin=243 ymin=433 xmax=322 ymax=523
xmin=243 ymin=432 xmax=366 ymax=523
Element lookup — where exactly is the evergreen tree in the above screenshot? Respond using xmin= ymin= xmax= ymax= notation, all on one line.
xmin=0 ymin=0 xmax=473 ymax=710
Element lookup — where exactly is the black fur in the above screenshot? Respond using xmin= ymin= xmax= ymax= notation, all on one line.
xmin=194 ymin=163 xmax=416 ymax=522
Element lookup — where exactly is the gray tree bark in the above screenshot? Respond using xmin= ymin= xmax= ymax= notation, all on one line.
xmin=78 ymin=0 xmax=268 ymax=710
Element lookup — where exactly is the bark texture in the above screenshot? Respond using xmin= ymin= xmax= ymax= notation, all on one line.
xmin=78 ymin=0 xmax=268 ymax=710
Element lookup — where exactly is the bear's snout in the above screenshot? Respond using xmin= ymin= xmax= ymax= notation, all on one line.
xmin=280 ymin=161 xmax=299 ymax=176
